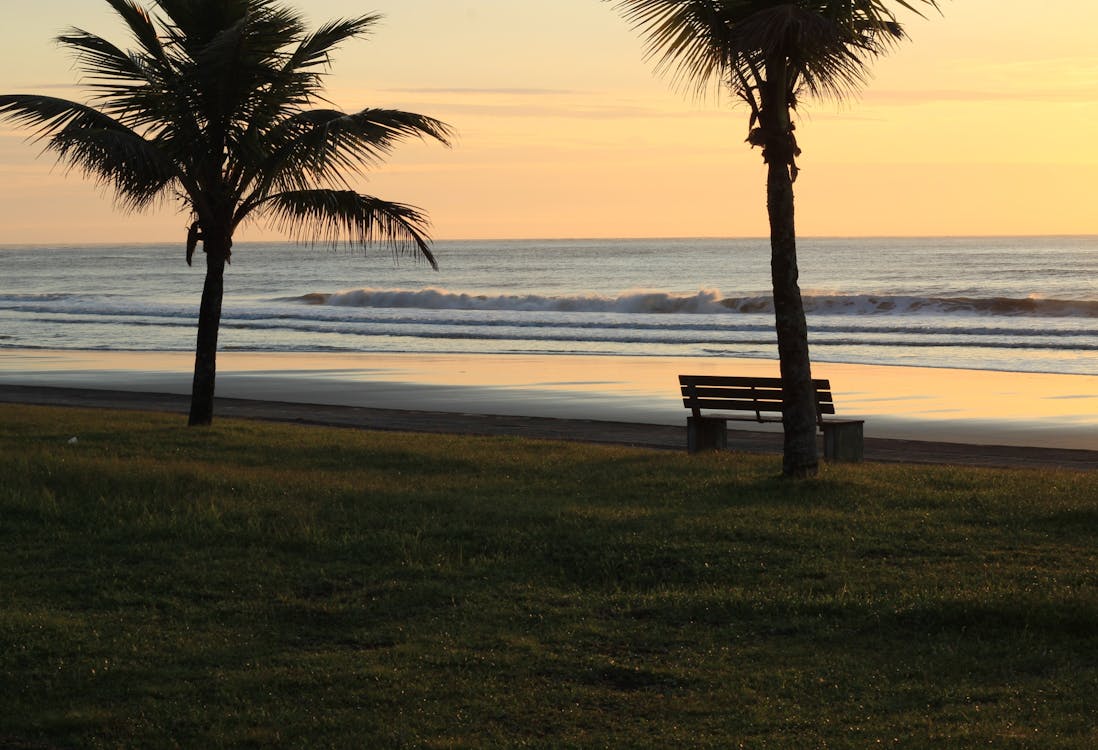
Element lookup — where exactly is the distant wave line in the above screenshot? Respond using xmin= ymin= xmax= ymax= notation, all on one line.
xmin=15 ymin=311 xmax=1098 ymax=343
xmin=6 ymin=289 xmax=1097 ymax=320
xmin=4 ymin=327 xmax=1093 ymax=353
xmin=298 ymin=288 xmax=1098 ymax=318
xmin=298 ymin=288 xmax=732 ymax=314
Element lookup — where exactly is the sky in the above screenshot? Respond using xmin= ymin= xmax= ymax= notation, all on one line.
xmin=1 ymin=0 xmax=1096 ymax=243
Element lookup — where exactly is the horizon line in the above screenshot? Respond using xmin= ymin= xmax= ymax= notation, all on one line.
xmin=3 ymin=232 xmax=1097 ymax=248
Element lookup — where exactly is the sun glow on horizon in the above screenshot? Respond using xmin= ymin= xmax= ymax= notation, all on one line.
xmin=1 ymin=0 xmax=1095 ymax=243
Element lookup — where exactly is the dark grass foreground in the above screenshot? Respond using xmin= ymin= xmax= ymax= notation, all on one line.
xmin=1 ymin=404 xmax=1096 ymax=749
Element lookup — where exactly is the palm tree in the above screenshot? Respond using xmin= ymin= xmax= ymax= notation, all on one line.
xmin=0 ymin=0 xmax=451 ymax=425
xmin=609 ymin=0 xmax=938 ymax=477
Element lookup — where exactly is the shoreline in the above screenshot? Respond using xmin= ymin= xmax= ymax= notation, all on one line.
xmin=1 ymin=348 xmax=1096 ymax=453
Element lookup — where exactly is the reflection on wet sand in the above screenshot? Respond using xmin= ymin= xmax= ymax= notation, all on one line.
xmin=1 ymin=349 xmax=1095 ymax=450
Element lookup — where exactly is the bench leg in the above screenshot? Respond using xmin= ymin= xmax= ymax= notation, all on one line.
xmin=822 ymin=421 xmax=864 ymax=462
xmin=687 ymin=416 xmax=727 ymax=453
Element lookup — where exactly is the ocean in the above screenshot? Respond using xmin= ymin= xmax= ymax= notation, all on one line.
xmin=1 ymin=236 xmax=1095 ymax=376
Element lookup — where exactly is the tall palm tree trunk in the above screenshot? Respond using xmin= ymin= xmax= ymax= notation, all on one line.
xmin=761 ymin=63 xmax=819 ymax=478
xmin=767 ymin=158 xmax=819 ymax=477
xmin=188 ymin=240 xmax=228 ymax=426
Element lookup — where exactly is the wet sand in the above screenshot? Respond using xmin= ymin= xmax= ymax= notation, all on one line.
xmin=1 ymin=349 xmax=1095 ymax=470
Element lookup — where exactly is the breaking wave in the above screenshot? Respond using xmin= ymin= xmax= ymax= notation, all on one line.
xmin=298 ymin=288 xmax=729 ymax=314
xmin=297 ymin=288 xmax=1098 ymax=318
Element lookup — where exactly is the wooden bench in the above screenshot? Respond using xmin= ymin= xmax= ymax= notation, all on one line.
xmin=679 ymin=375 xmax=865 ymax=461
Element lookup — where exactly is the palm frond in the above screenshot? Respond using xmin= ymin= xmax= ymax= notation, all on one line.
xmin=289 ymin=15 xmax=381 ymax=71
xmin=53 ymin=128 xmax=176 ymax=210
xmin=224 ymin=14 xmax=383 ymax=169
xmin=610 ymin=0 xmax=941 ymax=102
xmin=54 ymin=11 xmax=207 ymax=158
xmin=612 ymin=0 xmax=735 ymax=96
xmin=730 ymin=6 xmax=872 ymax=101
xmin=254 ymin=190 xmax=438 ymax=269
xmin=101 ymin=0 xmax=168 ymax=63
xmin=0 ymin=94 xmax=175 ymax=209
xmin=0 ymin=94 xmax=128 ymax=142
xmin=241 ymin=108 xmax=452 ymax=197
xmin=56 ymin=29 xmax=151 ymax=85
xmin=154 ymin=0 xmax=299 ymax=53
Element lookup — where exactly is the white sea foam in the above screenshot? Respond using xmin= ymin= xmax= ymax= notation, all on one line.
xmin=299 ymin=288 xmax=1098 ymax=319
xmin=308 ymin=287 xmax=731 ymax=314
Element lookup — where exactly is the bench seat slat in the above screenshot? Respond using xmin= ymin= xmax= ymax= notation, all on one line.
xmin=679 ymin=375 xmax=784 ymax=386
xmin=681 ymin=399 xmax=837 ymax=414
xmin=681 ymin=386 xmax=785 ymax=400
xmin=679 ymin=375 xmax=831 ymax=389
xmin=683 ymin=398 xmax=784 ymax=413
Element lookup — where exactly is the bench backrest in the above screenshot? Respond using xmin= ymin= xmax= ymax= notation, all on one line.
xmin=679 ymin=375 xmax=836 ymax=424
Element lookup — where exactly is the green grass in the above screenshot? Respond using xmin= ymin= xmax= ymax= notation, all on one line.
xmin=1 ymin=403 xmax=1096 ymax=749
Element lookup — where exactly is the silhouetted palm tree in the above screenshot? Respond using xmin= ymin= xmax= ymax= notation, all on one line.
xmin=0 ymin=0 xmax=451 ymax=425
xmin=609 ymin=0 xmax=938 ymax=477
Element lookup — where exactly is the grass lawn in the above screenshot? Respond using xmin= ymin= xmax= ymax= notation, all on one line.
xmin=1 ymin=403 xmax=1096 ymax=749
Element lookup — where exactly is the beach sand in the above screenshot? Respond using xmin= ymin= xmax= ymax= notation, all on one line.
xmin=1 ymin=349 xmax=1095 ymax=468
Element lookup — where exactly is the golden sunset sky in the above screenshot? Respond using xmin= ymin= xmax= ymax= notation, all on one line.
xmin=1 ymin=0 xmax=1096 ymax=243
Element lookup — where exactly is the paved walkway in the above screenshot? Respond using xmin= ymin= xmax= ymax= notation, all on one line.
xmin=2 ymin=384 xmax=1095 ymax=471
